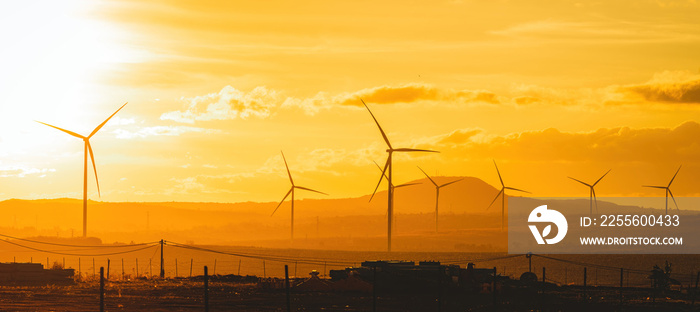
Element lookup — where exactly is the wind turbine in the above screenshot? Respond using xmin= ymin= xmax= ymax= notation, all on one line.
xmin=418 ymin=167 xmax=463 ymax=233
xmin=487 ymin=160 xmax=530 ymax=230
xmin=568 ymin=169 xmax=611 ymax=217
xmin=271 ymin=151 xmax=327 ymax=240
xmin=372 ymin=160 xmax=420 ymax=217
xmin=36 ymin=103 xmax=127 ymax=238
xmin=363 ymin=99 xmax=439 ymax=252
xmin=643 ymin=166 xmax=681 ymax=215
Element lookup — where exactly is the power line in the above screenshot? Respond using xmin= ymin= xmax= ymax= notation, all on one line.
xmin=0 ymin=233 xmax=158 ymax=248
xmin=440 ymin=254 xmax=523 ymax=264
xmin=3 ymin=232 xmax=689 ymax=279
xmin=166 ymin=240 xmax=352 ymax=263
xmin=532 ymin=254 xmax=696 ymax=278
xmin=0 ymin=239 xmax=158 ymax=257
xmin=167 ymin=241 xmax=355 ymax=266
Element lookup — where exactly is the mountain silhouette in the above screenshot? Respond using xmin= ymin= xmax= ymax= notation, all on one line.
xmin=0 ymin=177 xmax=512 ymax=251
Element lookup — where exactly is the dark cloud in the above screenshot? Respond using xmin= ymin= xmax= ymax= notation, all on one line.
xmin=622 ymin=74 xmax=700 ymax=104
xmin=457 ymin=90 xmax=500 ymax=104
xmin=514 ymin=96 xmax=540 ymax=105
xmin=338 ymin=84 xmax=442 ymax=106
xmin=427 ymin=121 xmax=700 ymax=164
xmin=437 ymin=129 xmax=484 ymax=145
xmin=338 ymin=84 xmax=500 ymax=106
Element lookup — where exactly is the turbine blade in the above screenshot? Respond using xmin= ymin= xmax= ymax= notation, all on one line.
xmin=369 ymin=158 xmax=390 ymax=202
xmin=373 ymin=160 xmax=385 ymax=175
xmin=417 ymin=166 xmax=437 ymax=186
xmin=392 ymin=148 xmax=439 ymax=153
xmin=592 ymin=188 xmax=598 ymax=214
xmin=568 ymin=177 xmax=591 ymax=187
xmin=271 ymin=188 xmax=293 ymax=216
xmin=668 ymin=165 xmax=681 ymax=187
xmin=592 ymin=169 xmax=611 ymax=187
xmin=373 ymin=160 xmax=393 ymax=187
xmin=361 ymin=99 xmax=392 ymax=149
xmin=486 ymin=189 xmax=504 ymax=210
xmin=35 ymin=121 xmax=85 ymax=139
xmin=668 ymin=188 xmax=679 ymax=211
xmin=88 ymin=102 xmax=128 ymax=138
xmin=295 ymin=186 xmax=328 ymax=195
xmin=280 ymin=151 xmax=294 ymax=185
xmin=493 ymin=160 xmax=504 ymax=187
xmin=504 ymin=186 xmax=531 ymax=194
xmin=642 ymin=185 xmax=667 ymax=189
xmin=395 ymin=182 xmax=420 ymax=188
xmin=439 ymin=178 xmax=463 ymax=188
xmin=87 ymin=141 xmax=100 ymax=197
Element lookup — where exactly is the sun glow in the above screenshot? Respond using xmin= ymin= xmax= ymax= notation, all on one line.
xmin=0 ymin=1 xmax=139 ymax=155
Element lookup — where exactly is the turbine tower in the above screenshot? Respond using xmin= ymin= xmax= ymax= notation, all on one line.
xmin=271 ymin=151 xmax=327 ymax=240
xmin=643 ymin=165 xmax=681 ymax=215
xmin=362 ymin=99 xmax=438 ymax=252
xmin=568 ymin=169 xmax=611 ymax=217
xmin=418 ymin=167 xmax=463 ymax=233
xmin=487 ymin=160 xmax=530 ymax=230
xmin=36 ymin=103 xmax=127 ymax=238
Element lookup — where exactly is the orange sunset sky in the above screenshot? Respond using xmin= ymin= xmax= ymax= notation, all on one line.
xmin=1 ymin=0 xmax=700 ymax=204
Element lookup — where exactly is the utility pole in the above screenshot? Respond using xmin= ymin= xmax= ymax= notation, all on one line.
xmin=160 ymin=239 xmax=165 ymax=278
xmin=204 ymin=266 xmax=209 ymax=312
xmin=99 ymin=267 xmax=104 ymax=312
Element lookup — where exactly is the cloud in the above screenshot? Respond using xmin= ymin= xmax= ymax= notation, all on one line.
xmin=620 ymin=71 xmax=700 ymax=104
xmin=425 ymin=121 xmax=700 ymax=164
xmin=510 ymin=71 xmax=700 ymax=107
xmin=0 ymin=166 xmax=56 ymax=178
xmin=490 ymin=19 xmax=700 ymax=44
xmin=513 ymin=96 xmax=540 ymax=105
xmin=167 ymin=176 xmax=236 ymax=195
xmin=109 ymin=116 xmax=137 ymax=126
xmin=283 ymin=84 xmax=500 ymax=114
xmin=433 ymin=128 xmax=485 ymax=146
xmin=113 ymin=126 xmax=221 ymax=139
xmin=337 ymin=84 xmax=500 ymax=106
xmin=168 ymin=177 xmax=206 ymax=194
xmin=160 ymin=71 xmax=699 ymax=123
xmin=161 ymin=86 xmax=280 ymax=123
xmin=336 ymin=84 xmax=441 ymax=106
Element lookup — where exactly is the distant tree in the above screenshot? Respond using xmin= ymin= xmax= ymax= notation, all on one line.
xmin=50 ymin=261 xmax=64 ymax=270
xmin=649 ymin=261 xmax=672 ymax=290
